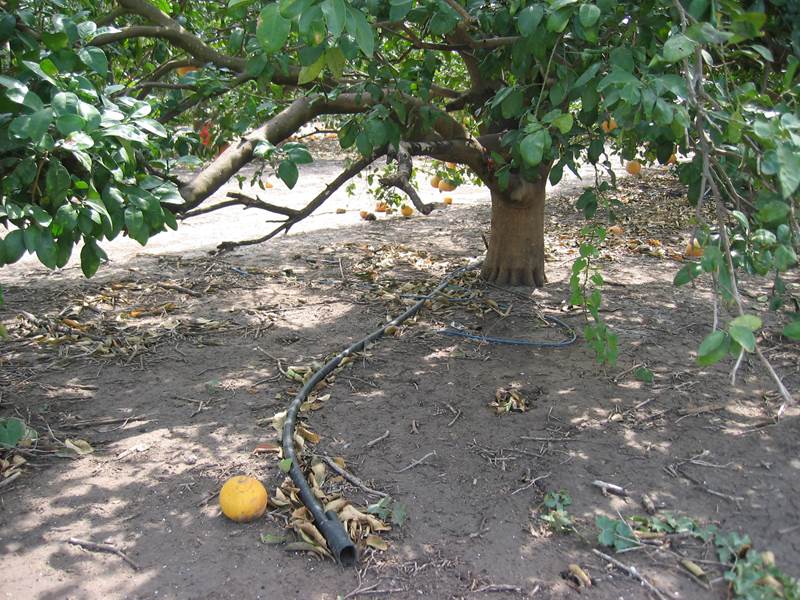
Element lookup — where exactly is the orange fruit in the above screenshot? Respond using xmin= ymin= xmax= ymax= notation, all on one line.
xmin=264 ymin=181 xmax=274 ymax=189
xmin=685 ymin=239 xmax=703 ymax=258
xmin=375 ymin=201 xmax=388 ymax=212
xmin=442 ymin=196 xmax=453 ymax=205
xmin=437 ymin=180 xmax=456 ymax=192
xmin=601 ymin=118 xmax=617 ymax=133
xmin=401 ymin=204 xmax=413 ymax=217
xmin=430 ymin=175 xmax=441 ymax=189
xmin=359 ymin=210 xmax=369 ymax=219
xmin=360 ymin=211 xmax=376 ymax=221
xmin=626 ymin=160 xmax=642 ymax=176
xmin=219 ymin=476 xmax=268 ymax=523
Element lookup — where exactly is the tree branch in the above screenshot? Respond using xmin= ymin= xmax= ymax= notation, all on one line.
xmin=157 ymin=71 xmax=252 ymax=123
xmin=215 ymin=152 xmax=384 ymax=252
xmin=180 ymin=192 xmax=300 ymax=220
xmin=92 ymin=25 xmax=246 ymax=71
xmin=380 ymin=144 xmax=436 ymax=215
xmin=95 ymin=6 xmax=129 ymax=27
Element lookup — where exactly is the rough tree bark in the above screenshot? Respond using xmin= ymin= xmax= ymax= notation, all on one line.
xmin=481 ymin=177 xmax=548 ymax=287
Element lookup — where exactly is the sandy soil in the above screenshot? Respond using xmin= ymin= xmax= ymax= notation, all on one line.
xmin=1 ymin=150 xmax=798 ymax=600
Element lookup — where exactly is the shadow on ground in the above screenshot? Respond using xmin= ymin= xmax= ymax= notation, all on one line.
xmin=1 ymin=171 xmax=798 ymax=600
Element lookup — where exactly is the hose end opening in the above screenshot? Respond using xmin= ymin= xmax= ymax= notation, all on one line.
xmin=318 ymin=510 xmax=358 ymax=567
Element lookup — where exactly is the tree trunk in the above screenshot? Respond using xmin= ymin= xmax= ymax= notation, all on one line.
xmin=481 ymin=178 xmax=547 ymax=287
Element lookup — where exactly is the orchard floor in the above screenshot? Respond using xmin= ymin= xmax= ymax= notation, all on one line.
xmin=1 ymin=156 xmax=799 ymax=600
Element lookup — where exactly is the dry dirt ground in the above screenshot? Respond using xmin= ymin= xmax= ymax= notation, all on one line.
xmin=1 ymin=152 xmax=799 ymax=600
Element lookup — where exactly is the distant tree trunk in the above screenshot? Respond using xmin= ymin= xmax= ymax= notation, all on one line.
xmin=480 ymin=177 xmax=547 ymax=287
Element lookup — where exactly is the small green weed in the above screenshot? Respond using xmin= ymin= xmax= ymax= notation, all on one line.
xmin=595 ymin=514 xmax=799 ymax=599
xmin=539 ymin=490 xmax=574 ymax=534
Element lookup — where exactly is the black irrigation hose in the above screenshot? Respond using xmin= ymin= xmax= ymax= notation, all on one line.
xmin=281 ymin=259 xmax=481 ymax=566
xmin=438 ymin=314 xmax=576 ymax=347
xmin=280 ymin=259 xmax=575 ymax=566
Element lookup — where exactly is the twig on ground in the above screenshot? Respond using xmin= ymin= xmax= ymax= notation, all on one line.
xmin=472 ymin=583 xmax=523 ymax=593
xmin=520 ymin=436 xmax=584 ymax=443
xmin=396 ymin=451 xmax=436 ymax=473
xmin=592 ymin=548 xmax=669 ymax=600
xmin=510 ymin=472 xmax=550 ymax=496
xmin=67 ymin=537 xmax=140 ymax=571
xmin=365 ymin=430 xmax=389 ymax=448
xmin=343 ymin=582 xmax=405 ymax=599
xmin=0 ymin=471 xmax=21 ymax=489
xmin=156 ymin=282 xmax=202 ymax=297
xmin=318 ymin=455 xmax=387 ymax=498
xmin=61 ymin=415 xmax=149 ymax=429
xmin=592 ymin=480 xmax=630 ymax=497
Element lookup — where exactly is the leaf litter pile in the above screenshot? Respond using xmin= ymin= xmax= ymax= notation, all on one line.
xmin=255 ymin=355 xmax=404 ymax=560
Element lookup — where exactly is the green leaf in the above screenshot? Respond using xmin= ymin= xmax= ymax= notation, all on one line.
xmin=257 ymin=4 xmax=292 ymax=54
xmin=698 ymin=330 xmax=727 ymax=363
xmin=62 ymin=131 xmax=94 ymax=151
xmin=729 ymin=314 xmax=762 ymax=331
xmin=500 ymin=88 xmax=524 ymax=119
xmin=42 ymin=31 xmax=69 ymax=51
xmin=325 ymin=47 xmax=346 ymax=78
xmin=756 ymin=200 xmax=790 ymax=224
xmin=23 ymin=225 xmax=41 ymax=252
xmin=278 ymin=458 xmax=293 ymax=473
xmin=546 ymin=8 xmax=572 ymax=33
xmin=519 ymin=130 xmax=551 ymax=167
xmin=347 ymin=6 xmax=374 ymax=57
xmin=124 ymin=207 xmax=148 ymax=245
xmin=56 ymin=114 xmax=85 ymax=136
xmin=776 ymin=143 xmax=800 ymax=199
xmin=138 ymin=118 xmax=167 ymax=138
xmin=78 ymin=47 xmax=108 ymax=76
xmin=783 ymin=321 xmax=800 ymax=341
xmin=673 ymin=262 xmax=702 ymax=286
xmin=517 ymin=4 xmax=544 ymax=36
xmin=280 ymin=0 xmax=312 ymax=18
xmin=728 ymin=325 xmax=756 ymax=353
xmin=578 ymin=4 xmax=601 ymax=28
xmin=2 ymin=230 xmax=26 ymax=264
xmin=389 ymin=0 xmax=412 ymax=22
xmin=35 ymin=229 xmax=58 ymax=269
xmin=0 ymin=418 xmax=27 ymax=448
xmin=663 ymin=33 xmax=697 ymax=63
xmin=774 ymin=244 xmax=797 ymax=271
xmin=298 ymin=54 xmax=325 ymax=84
xmin=321 ymin=0 xmax=346 ymax=38
xmin=634 ymin=367 xmax=654 ymax=383
xmin=278 ymin=160 xmax=299 ymax=189
xmin=552 ymin=113 xmax=573 ymax=134
xmin=80 ymin=240 xmax=102 ymax=277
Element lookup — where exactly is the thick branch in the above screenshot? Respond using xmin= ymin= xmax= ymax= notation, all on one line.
xmin=178 ymin=94 xmax=377 ymax=210
xmin=92 ymin=25 xmax=246 ymax=71
xmin=95 ymin=6 xmax=129 ymax=27
xmin=380 ymin=144 xmax=435 ymax=214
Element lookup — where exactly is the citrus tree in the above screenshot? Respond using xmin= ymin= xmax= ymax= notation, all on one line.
xmin=1 ymin=0 xmax=798 ymax=396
